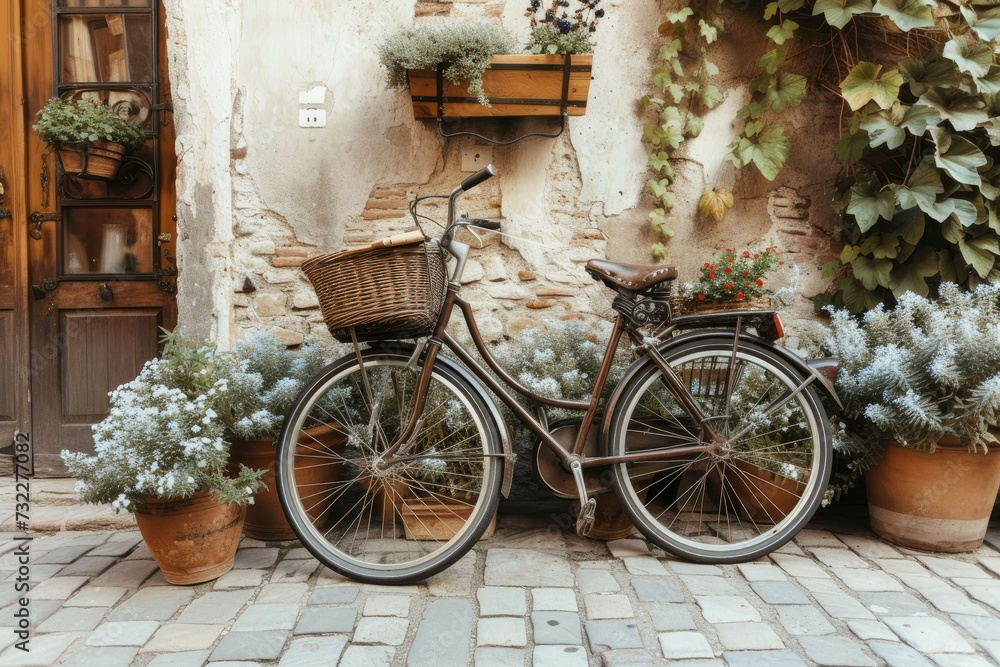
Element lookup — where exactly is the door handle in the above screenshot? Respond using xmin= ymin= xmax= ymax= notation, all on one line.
xmin=28 ymin=211 xmax=59 ymax=240
xmin=99 ymin=283 xmax=114 ymax=302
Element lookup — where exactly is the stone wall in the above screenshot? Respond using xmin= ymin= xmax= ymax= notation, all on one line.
xmin=164 ymin=0 xmax=842 ymax=348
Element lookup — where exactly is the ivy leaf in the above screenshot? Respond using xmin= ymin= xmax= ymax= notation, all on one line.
xmin=651 ymin=242 xmax=667 ymax=262
xmin=960 ymin=5 xmax=1000 ymax=41
xmin=932 ymin=127 xmax=987 ymax=186
xmin=861 ymin=233 xmax=901 ymax=260
xmin=760 ymin=47 xmax=786 ymax=75
xmin=686 ymin=115 xmax=705 ymax=137
xmin=840 ymin=278 xmax=880 ymax=312
xmin=852 ymin=255 xmax=894 ymax=289
xmin=924 ymin=197 xmax=979 ymax=227
xmin=859 ymin=113 xmax=906 ymax=149
xmin=889 ymin=246 xmax=938 ymax=297
xmin=938 ymin=248 xmax=958 ymax=282
xmin=652 ymin=69 xmax=673 ymax=91
xmin=873 ymin=0 xmax=935 ymax=31
xmin=766 ymin=20 xmax=799 ymax=46
xmin=899 ymin=103 xmax=941 ymax=135
xmin=942 ymin=37 xmax=993 ymax=79
xmin=642 ymin=124 xmax=664 ymax=145
xmin=834 ymin=130 xmax=870 ymax=164
xmin=959 ymin=234 xmax=1000 ymax=278
xmin=900 ymin=57 xmax=957 ymax=97
xmin=740 ymin=124 xmax=792 ymax=180
xmin=915 ymin=88 xmax=987 ymax=132
xmin=840 ymin=62 xmax=903 ymax=111
xmin=896 ymin=207 xmax=925 ymax=244
xmin=812 ymin=0 xmax=874 ymax=29
xmin=841 ymin=244 xmax=861 ymax=263
xmin=778 ymin=0 xmax=806 ymax=11
xmin=647 ymin=178 xmax=671 ymax=200
xmin=664 ymin=7 xmax=694 ymax=25
xmin=700 ymin=85 xmax=724 ymax=109
xmin=736 ymin=102 xmax=767 ymax=119
xmin=988 ymin=119 xmax=1000 ymax=147
xmin=764 ymin=2 xmax=780 ymax=20
xmin=667 ymin=83 xmax=685 ymax=104
xmin=848 ymin=178 xmax=895 ymax=232
xmin=698 ymin=188 xmax=735 ymax=222
xmin=647 ymin=151 xmax=674 ymax=178
xmin=649 ymin=210 xmax=673 ymax=240
xmin=896 ymin=156 xmax=943 ymax=211
xmin=974 ymin=67 xmax=1000 ymax=95
xmin=764 ymin=73 xmax=808 ymax=112
xmin=698 ymin=19 xmax=718 ymax=44
xmin=659 ymin=39 xmax=682 ymax=61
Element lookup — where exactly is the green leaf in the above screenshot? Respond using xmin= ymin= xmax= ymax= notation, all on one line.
xmin=699 ymin=85 xmax=724 ymax=109
xmin=863 ymin=233 xmax=901 ymax=259
xmin=852 ymin=255 xmax=894 ymax=289
xmin=924 ymin=197 xmax=978 ymax=227
xmin=642 ymin=124 xmax=664 ymax=145
xmin=668 ymin=83 xmax=685 ymax=104
xmin=841 ymin=244 xmax=861 ymax=263
xmin=664 ymin=7 xmax=694 ymax=24
xmin=662 ymin=123 xmax=684 ymax=149
xmin=974 ymin=67 xmax=1000 ymax=95
xmin=834 ymin=130 xmax=870 ymax=164
xmin=698 ymin=19 xmax=718 ymax=44
xmin=766 ymin=20 xmax=799 ymax=46
xmin=764 ymin=73 xmax=808 ymax=112
xmin=859 ymin=113 xmax=906 ymax=149
xmin=653 ymin=69 xmax=672 ymax=91
xmin=812 ymin=0 xmax=874 ymax=29
xmin=760 ymin=47 xmax=786 ymax=75
xmin=896 ymin=207 xmax=926 ymax=244
xmin=737 ymin=124 xmax=792 ymax=180
xmin=943 ymin=38 xmax=993 ymax=79
xmin=647 ymin=178 xmax=671 ymax=200
xmin=896 ymin=156 xmax=943 ymax=211
xmin=546 ymin=44 xmax=559 ymax=54
xmin=647 ymin=151 xmax=674 ymax=178
xmin=841 ymin=278 xmax=880 ymax=312
xmin=659 ymin=40 xmax=682 ymax=61
xmin=938 ymin=249 xmax=958 ymax=282
xmin=900 ymin=57 xmax=957 ymax=97
xmin=778 ymin=0 xmax=805 ymax=11
xmin=961 ymin=5 xmax=1000 ymax=41
xmin=873 ymin=0 xmax=935 ymax=31
xmin=686 ymin=115 xmax=705 ymax=137
xmin=932 ymin=127 xmax=987 ymax=186
xmin=899 ymin=103 xmax=941 ymax=135
xmin=889 ymin=246 xmax=938 ymax=297
xmin=840 ymin=62 xmax=903 ymax=111
xmin=822 ymin=260 xmax=841 ymax=278
xmin=651 ymin=242 xmax=667 ymax=262
xmin=736 ymin=102 xmax=767 ymax=119
xmin=960 ymin=235 xmax=1000 ymax=278
xmin=764 ymin=2 xmax=780 ymax=19
xmin=847 ymin=179 xmax=895 ymax=232
xmin=915 ymin=88 xmax=987 ymax=132
xmin=988 ymin=118 xmax=1000 ymax=147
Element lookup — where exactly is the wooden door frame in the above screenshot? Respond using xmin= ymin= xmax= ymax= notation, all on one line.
xmin=0 ymin=0 xmax=33 ymax=463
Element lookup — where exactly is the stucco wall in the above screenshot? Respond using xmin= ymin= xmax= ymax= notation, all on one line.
xmin=164 ymin=0 xmax=842 ymax=347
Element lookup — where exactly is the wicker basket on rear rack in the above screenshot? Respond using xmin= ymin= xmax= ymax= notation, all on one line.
xmin=302 ymin=240 xmax=449 ymax=342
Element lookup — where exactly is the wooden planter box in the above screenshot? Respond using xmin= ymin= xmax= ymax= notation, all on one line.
xmin=407 ymin=54 xmax=593 ymax=119
xmin=401 ymin=498 xmax=496 ymax=541
xmin=672 ymin=296 xmax=772 ymax=316
xmin=57 ymin=140 xmax=126 ymax=180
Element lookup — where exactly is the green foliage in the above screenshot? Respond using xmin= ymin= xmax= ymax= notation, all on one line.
xmin=61 ymin=331 xmax=267 ymax=513
xmin=526 ymin=25 xmax=594 ymax=55
xmin=32 ymin=97 xmax=146 ymax=153
xmin=641 ymin=0 xmax=726 ymax=256
xmin=825 ymin=283 xmax=1000 ymax=455
xmin=377 ymin=21 xmax=517 ymax=105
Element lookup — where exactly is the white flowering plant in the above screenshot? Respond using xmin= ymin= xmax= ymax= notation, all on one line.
xmin=62 ymin=333 xmax=267 ymax=513
xmin=826 ymin=283 xmax=1000 ymax=461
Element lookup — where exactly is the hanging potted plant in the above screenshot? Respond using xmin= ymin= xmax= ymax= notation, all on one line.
xmin=33 ymin=97 xmax=146 ymax=180
xmin=826 ymin=283 xmax=1000 ymax=552
xmin=61 ymin=332 xmax=266 ymax=585
xmin=378 ymin=1 xmax=601 ymax=121
xmin=225 ymin=333 xmax=346 ymax=541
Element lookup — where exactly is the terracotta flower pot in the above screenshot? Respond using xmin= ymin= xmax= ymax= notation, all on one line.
xmin=56 ymin=140 xmax=126 ymax=180
xmin=725 ymin=460 xmax=806 ymax=523
xmin=133 ymin=492 xmax=245 ymax=585
xmin=401 ymin=497 xmax=496 ymax=541
xmin=230 ymin=423 xmax=347 ymax=541
xmin=866 ymin=440 xmax=1000 ymax=552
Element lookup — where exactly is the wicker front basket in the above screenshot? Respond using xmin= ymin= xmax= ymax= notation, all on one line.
xmin=302 ymin=241 xmax=449 ymax=342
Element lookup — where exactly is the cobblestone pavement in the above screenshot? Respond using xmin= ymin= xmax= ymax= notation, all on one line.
xmin=2 ymin=499 xmax=999 ymax=666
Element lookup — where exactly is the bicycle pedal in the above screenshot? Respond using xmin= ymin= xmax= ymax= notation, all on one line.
xmin=575 ymin=498 xmax=597 ymax=537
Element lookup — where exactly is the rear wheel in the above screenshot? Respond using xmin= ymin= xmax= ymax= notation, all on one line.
xmin=609 ymin=337 xmax=831 ymax=562
xmin=275 ymin=351 xmax=502 ymax=583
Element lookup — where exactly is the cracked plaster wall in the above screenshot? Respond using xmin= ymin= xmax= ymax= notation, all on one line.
xmin=165 ymin=0 xmax=841 ymax=348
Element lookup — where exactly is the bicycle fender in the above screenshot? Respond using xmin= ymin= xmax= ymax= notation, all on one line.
xmin=372 ymin=342 xmax=515 ymax=498
xmin=600 ymin=329 xmax=842 ymax=449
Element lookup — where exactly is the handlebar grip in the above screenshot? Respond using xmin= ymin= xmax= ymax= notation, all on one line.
xmin=371 ymin=230 xmax=426 ymax=248
xmin=460 ymin=164 xmax=496 ymax=191
xmin=469 ymin=219 xmax=501 ymax=231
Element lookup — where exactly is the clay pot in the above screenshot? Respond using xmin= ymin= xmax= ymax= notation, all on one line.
xmin=362 ymin=477 xmax=414 ymax=524
xmin=230 ymin=423 xmax=347 ymax=541
xmin=57 ymin=140 xmax=126 ymax=180
xmin=134 ymin=492 xmax=245 ymax=585
xmin=866 ymin=440 xmax=1000 ymax=552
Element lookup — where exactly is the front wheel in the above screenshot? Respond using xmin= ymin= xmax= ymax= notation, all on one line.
xmin=609 ymin=337 xmax=832 ymax=563
xmin=275 ymin=350 xmax=503 ymax=584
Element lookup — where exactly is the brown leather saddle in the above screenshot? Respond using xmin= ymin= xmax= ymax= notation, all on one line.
xmin=584 ymin=259 xmax=678 ymax=292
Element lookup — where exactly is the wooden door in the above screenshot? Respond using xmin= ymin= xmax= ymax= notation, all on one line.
xmin=5 ymin=0 xmax=177 ymax=476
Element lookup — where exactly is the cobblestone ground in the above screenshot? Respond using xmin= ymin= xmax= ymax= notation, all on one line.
xmin=1 ymin=511 xmax=999 ymax=666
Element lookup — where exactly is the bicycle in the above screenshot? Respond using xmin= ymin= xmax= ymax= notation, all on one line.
xmin=275 ymin=165 xmax=841 ymax=584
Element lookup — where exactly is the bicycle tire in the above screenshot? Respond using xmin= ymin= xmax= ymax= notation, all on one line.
xmin=275 ymin=350 xmax=503 ymax=584
xmin=609 ymin=336 xmax=832 ymax=563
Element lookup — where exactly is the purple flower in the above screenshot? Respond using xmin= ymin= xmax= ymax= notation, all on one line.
xmin=557 ymin=19 xmax=572 ymax=33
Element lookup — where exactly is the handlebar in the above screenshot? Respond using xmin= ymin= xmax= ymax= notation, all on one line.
xmin=460 ymin=164 xmax=496 ymax=191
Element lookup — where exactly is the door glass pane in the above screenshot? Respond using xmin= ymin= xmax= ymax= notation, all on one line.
xmin=60 ymin=87 xmax=153 ymax=129
xmin=59 ymin=0 xmax=151 ymax=6
xmin=63 ymin=208 xmax=153 ymax=275
xmin=59 ymin=14 xmax=153 ymax=83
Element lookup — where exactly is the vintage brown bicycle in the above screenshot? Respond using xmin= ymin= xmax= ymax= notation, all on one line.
xmin=275 ymin=165 xmax=840 ymax=584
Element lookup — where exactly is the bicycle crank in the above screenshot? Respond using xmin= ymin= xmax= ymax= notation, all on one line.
xmin=570 ymin=459 xmax=596 ymax=537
